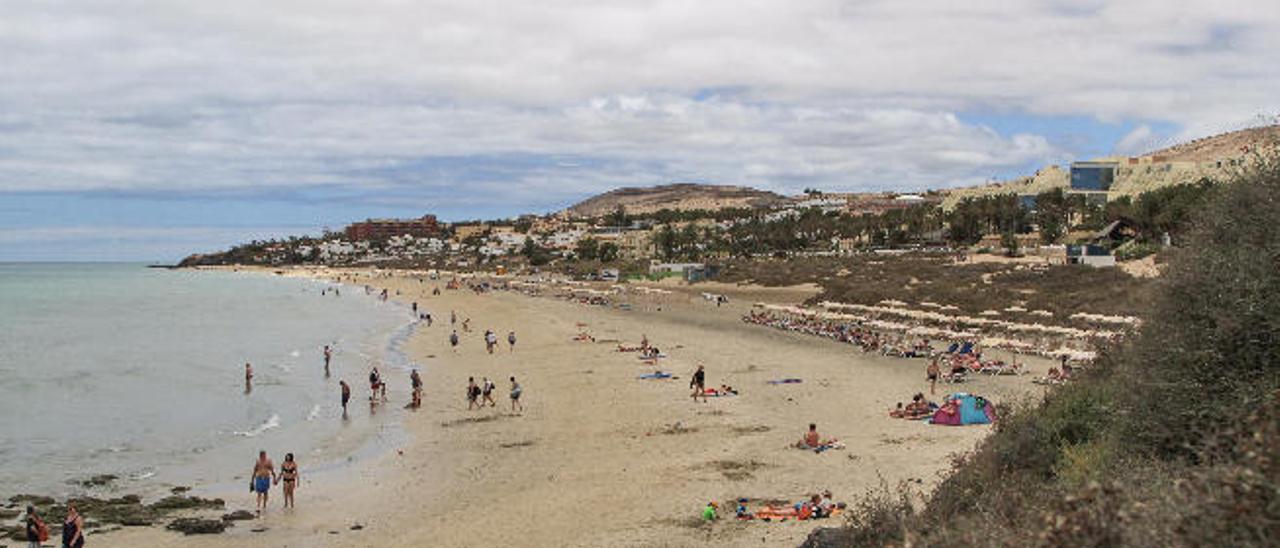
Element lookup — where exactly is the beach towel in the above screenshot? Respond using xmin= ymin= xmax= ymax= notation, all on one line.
xmin=638 ymin=372 xmax=673 ymax=379
xmin=766 ymin=378 xmax=803 ymax=385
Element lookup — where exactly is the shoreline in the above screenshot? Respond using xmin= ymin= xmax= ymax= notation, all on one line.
xmin=66 ymin=266 xmax=1052 ymax=547
xmin=2 ymin=267 xmax=420 ymax=532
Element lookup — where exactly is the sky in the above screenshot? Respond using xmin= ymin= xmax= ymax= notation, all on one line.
xmin=1 ymin=0 xmax=1278 ymax=261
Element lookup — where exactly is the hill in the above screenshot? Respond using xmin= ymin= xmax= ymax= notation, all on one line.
xmin=563 ymin=183 xmax=788 ymax=217
xmin=941 ymin=124 xmax=1280 ymax=208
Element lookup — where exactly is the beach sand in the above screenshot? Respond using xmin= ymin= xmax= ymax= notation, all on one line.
xmin=98 ymin=271 xmax=1048 ymax=547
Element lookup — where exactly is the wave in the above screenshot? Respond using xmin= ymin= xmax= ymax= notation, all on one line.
xmin=233 ymin=414 xmax=280 ymax=437
xmin=306 ymin=405 xmax=322 ymax=421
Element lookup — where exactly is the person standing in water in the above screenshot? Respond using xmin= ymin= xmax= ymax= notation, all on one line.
xmin=507 ymin=331 xmax=517 ymax=352
xmin=509 ymin=376 xmax=523 ymax=413
xmin=251 ymin=450 xmax=275 ymax=515
xmin=340 ymin=380 xmax=351 ymax=417
xmin=244 ymin=362 xmax=253 ymax=393
xmin=323 ymin=345 xmax=332 ymax=377
xmin=277 ymin=453 xmax=299 ymax=509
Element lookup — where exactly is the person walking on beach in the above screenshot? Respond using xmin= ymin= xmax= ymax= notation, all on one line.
xmin=509 ymin=376 xmax=523 ymax=413
xmin=690 ymin=365 xmax=708 ymax=403
xmin=251 ymin=450 xmax=275 ymax=515
xmin=450 ymin=330 xmax=460 ymax=353
xmin=466 ymin=377 xmax=481 ymax=410
xmin=507 ymin=331 xmax=517 ymax=352
xmin=244 ymin=362 xmax=253 ymax=393
xmin=412 ymin=301 xmax=418 ymax=315
xmin=450 ymin=310 xmax=457 ymax=326
xmin=485 ymin=330 xmax=497 ymax=354
xmin=340 ymin=380 xmax=351 ymax=417
xmin=323 ymin=345 xmax=332 ymax=377
xmin=61 ymin=504 xmax=84 ymax=548
xmin=481 ymin=377 xmax=497 ymax=407
xmin=926 ymin=358 xmax=940 ymax=395
xmin=277 ymin=453 xmax=299 ymax=509
xmin=410 ymin=369 xmax=423 ymax=408
xmin=25 ymin=505 xmax=48 ymax=548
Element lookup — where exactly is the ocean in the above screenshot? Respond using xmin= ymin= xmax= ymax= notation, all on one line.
xmin=0 ymin=263 xmax=419 ymax=498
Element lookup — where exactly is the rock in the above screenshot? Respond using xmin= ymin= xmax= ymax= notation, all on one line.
xmin=221 ymin=510 xmax=255 ymax=522
xmin=80 ymin=474 xmax=118 ymax=487
xmin=170 ymin=486 xmax=192 ymax=495
xmin=166 ymin=518 xmax=229 ymax=535
xmin=7 ymin=495 xmax=54 ymax=506
xmin=149 ymin=496 xmax=224 ymax=512
xmin=0 ymin=508 xmax=18 ymax=519
xmin=350 ymin=523 xmax=364 ymax=530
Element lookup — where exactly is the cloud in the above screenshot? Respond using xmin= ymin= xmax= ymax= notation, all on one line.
xmin=0 ymin=0 xmax=1277 ymax=206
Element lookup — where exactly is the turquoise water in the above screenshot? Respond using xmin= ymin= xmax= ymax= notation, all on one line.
xmin=0 ymin=264 xmax=418 ymax=497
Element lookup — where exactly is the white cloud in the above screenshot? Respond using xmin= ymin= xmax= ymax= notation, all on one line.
xmin=0 ymin=0 xmax=1278 ymax=202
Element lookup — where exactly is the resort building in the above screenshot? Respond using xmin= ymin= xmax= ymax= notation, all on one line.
xmin=345 ymin=215 xmax=441 ymax=241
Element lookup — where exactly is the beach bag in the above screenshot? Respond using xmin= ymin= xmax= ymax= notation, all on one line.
xmin=34 ymin=517 xmax=49 ymax=542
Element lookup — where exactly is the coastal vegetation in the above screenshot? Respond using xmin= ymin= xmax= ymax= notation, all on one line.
xmin=801 ymin=157 xmax=1280 ymax=547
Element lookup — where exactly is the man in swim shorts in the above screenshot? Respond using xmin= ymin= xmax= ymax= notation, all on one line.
xmin=340 ymin=380 xmax=351 ymax=416
xmin=509 ymin=376 xmax=523 ymax=412
xmin=251 ymin=450 xmax=275 ymax=514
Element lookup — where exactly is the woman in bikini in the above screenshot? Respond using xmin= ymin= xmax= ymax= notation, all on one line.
xmin=278 ymin=453 xmax=299 ymax=509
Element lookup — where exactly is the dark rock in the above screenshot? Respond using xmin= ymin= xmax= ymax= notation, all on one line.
xmin=166 ymin=518 xmax=228 ymax=535
xmin=8 ymin=495 xmax=54 ymax=506
xmin=350 ymin=523 xmax=364 ymax=530
xmin=170 ymin=486 xmax=192 ymax=495
xmin=221 ymin=510 xmax=255 ymax=522
xmin=80 ymin=474 xmax=118 ymax=487
xmin=0 ymin=508 xmax=18 ymax=519
xmin=149 ymin=496 xmax=224 ymax=512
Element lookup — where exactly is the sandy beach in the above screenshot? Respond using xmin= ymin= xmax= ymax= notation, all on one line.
xmin=97 ymin=270 xmax=1050 ymax=547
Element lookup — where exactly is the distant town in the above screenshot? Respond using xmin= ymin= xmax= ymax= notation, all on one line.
xmin=180 ymin=125 xmax=1277 ymax=279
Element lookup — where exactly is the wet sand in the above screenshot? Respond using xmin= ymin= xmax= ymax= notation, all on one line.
xmin=98 ymin=270 xmax=1049 ymax=547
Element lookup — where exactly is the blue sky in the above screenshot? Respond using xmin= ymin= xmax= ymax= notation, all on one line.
xmin=1 ymin=0 xmax=1277 ymax=261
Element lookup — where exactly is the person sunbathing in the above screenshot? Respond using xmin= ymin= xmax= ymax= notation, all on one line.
xmin=797 ymin=423 xmax=822 ymax=449
xmin=889 ymin=402 xmax=906 ymax=418
xmin=937 ymin=398 xmax=960 ymax=417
